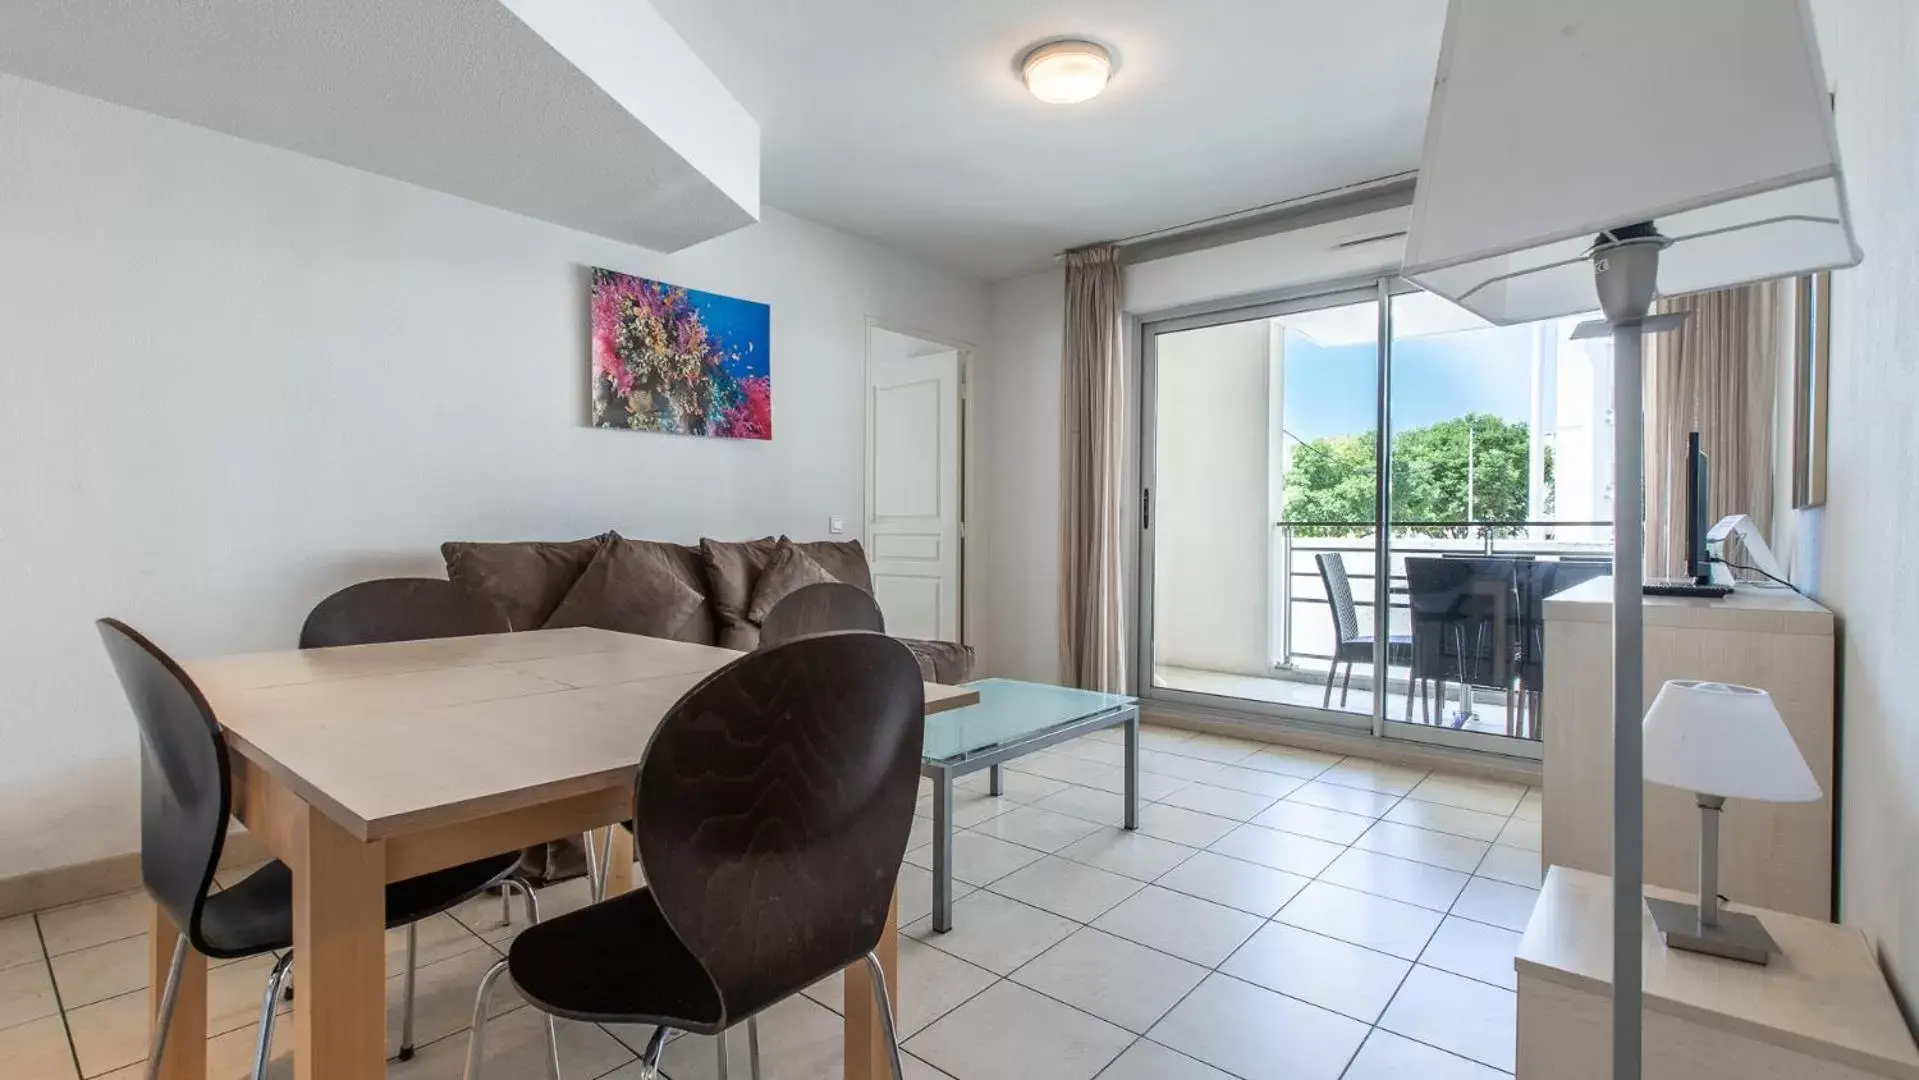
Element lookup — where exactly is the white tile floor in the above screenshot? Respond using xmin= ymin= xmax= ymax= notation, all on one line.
xmin=1 ymin=725 xmax=1538 ymax=1079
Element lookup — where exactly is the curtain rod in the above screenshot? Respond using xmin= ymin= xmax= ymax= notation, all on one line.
xmin=1057 ymin=171 xmax=1418 ymax=261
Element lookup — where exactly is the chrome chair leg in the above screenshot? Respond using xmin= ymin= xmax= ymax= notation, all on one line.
xmin=501 ymin=887 xmax=512 ymax=928
xmin=716 ymin=1031 xmax=731 ymax=1079
xmin=143 ymin=934 xmax=190 ymax=1080
xmin=640 ymin=1027 xmax=672 ymax=1080
xmin=397 ymin=923 xmax=419 ymax=1060
xmin=251 ymin=952 xmax=295 ymax=1080
xmin=595 ymin=827 xmax=614 ymax=899
xmin=582 ymin=829 xmax=603 ymax=902
xmin=499 ymin=874 xmax=544 ymax=926
xmin=462 ymin=958 xmax=512 ymax=1080
xmin=862 ymin=951 xmax=909 ymax=1080
xmin=464 ymin=879 xmax=557 ymax=1080
xmin=747 ymin=1016 xmax=762 ymax=1080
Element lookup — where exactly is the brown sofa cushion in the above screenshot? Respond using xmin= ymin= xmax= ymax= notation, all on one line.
xmin=794 ymin=538 xmax=874 ymax=592
xmin=745 ymin=540 xmax=841 ymax=626
xmin=699 ymin=536 xmax=782 ymax=650
xmin=544 ymin=537 xmax=708 ymax=641
xmin=899 ymin=637 xmax=977 ymax=684
xmin=441 ymin=534 xmax=609 ymax=630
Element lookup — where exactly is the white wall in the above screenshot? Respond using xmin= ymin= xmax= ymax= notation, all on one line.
xmin=976 ymin=268 xmax=1065 ymax=684
xmin=1151 ymin=320 xmax=1274 ymax=676
xmin=1804 ymin=0 xmax=1919 ymax=1009
xmin=0 ymin=74 xmax=988 ymax=878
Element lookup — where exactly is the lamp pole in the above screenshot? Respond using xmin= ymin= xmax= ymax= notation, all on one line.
xmin=1588 ymin=224 xmax=1682 ymax=1080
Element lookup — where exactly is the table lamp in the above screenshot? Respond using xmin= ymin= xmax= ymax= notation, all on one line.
xmin=1400 ymin=2 xmax=1858 ymax=1074
xmin=1642 ymin=680 xmax=1822 ymax=964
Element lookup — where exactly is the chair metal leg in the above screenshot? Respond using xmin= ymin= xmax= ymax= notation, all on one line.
xmin=462 ymin=958 xmax=513 ymax=1080
xmin=1321 ymin=661 xmax=1337 ymax=709
xmin=640 ymin=1027 xmax=672 ymax=1080
xmin=582 ymin=829 xmax=601 ymax=902
xmin=500 ymin=874 xmax=544 ymax=925
xmin=596 ymin=827 xmax=613 ymax=897
xmin=716 ymin=1031 xmax=731 ymax=1079
xmin=747 ymin=1016 xmax=762 ymax=1080
xmin=501 ymin=887 xmax=512 ymax=928
xmin=251 ymin=952 xmax=294 ymax=1080
xmin=463 ymin=880 xmax=556 ymax=1080
xmin=1339 ymin=660 xmax=1354 ymax=707
xmin=143 ymin=934 xmax=190 ymax=1080
xmin=397 ymin=923 xmax=419 ymax=1061
xmin=861 ymin=950 xmax=909 ymax=1080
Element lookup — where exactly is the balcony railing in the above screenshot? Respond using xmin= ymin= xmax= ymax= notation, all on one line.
xmin=1277 ymin=519 xmax=1611 ymax=669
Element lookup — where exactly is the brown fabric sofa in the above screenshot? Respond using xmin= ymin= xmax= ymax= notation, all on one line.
xmin=439 ymin=531 xmax=977 ymax=683
xmin=437 ymin=531 xmax=975 ymax=882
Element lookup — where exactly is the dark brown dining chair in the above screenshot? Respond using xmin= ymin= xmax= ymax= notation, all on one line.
xmin=461 ymin=630 xmax=927 ymax=1080
xmin=298 ymin=578 xmax=523 ymax=1061
xmin=758 ymin=580 xmax=885 ymax=648
xmin=97 ymin=619 xmax=553 ymax=1080
xmin=298 ymin=577 xmax=506 ymax=649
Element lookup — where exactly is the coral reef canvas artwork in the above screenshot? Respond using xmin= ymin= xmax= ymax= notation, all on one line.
xmin=590 ymin=268 xmax=772 ymax=439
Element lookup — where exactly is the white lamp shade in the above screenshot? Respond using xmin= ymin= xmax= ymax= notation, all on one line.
xmin=1642 ymin=680 xmax=1821 ymax=802
xmin=1402 ymin=0 xmax=1861 ymax=325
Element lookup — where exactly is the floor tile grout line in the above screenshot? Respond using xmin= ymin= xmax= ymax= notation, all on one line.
xmin=33 ymin=913 xmax=87 ymax=1080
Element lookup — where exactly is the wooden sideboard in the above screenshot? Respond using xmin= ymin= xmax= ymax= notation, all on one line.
xmin=1517 ymin=867 xmax=1919 ymax=1080
xmin=1542 ymin=577 xmax=1835 ymax=919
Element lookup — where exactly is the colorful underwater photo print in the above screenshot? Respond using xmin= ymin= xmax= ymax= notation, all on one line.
xmin=590 ymin=268 xmax=772 ymax=439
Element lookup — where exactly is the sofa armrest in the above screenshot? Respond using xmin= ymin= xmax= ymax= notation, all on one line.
xmin=897 ymin=637 xmax=977 ymax=685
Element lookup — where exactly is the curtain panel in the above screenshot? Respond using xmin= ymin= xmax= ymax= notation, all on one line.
xmin=1644 ymin=279 xmax=1789 ymax=578
xmin=1059 ymin=246 xmax=1128 ymax=692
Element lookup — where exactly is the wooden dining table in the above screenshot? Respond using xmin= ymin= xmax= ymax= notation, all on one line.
xmin=153 ymin=626 xmax=979 ymax=1080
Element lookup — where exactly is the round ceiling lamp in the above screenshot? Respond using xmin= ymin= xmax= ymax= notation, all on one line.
xmin=1019 ymin=40 xmax=1112 ymax=105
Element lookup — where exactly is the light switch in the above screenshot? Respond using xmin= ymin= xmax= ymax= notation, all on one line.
xmin=829 ymin=517 xmax=846 ymax=535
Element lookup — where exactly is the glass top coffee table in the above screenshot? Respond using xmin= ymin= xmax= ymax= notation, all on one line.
xmin=921 ymin=678 xmax=1140 ymax=932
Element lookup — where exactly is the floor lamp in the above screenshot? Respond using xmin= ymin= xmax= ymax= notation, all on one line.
xmin=1398 ymin=3 xmax=1859 ymax=1078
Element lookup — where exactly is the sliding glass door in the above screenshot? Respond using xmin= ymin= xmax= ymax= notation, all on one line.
xmin=1379 ymin=293 xmax=1611 ymax=757
xmin=1139 ymin=276 xmax=1613 ymax=759
xmin=1139 ymin=283 xmax=1382 ymax=728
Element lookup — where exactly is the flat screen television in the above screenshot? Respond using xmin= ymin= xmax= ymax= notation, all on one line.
xmin=1684 ymin=431 xmax=1712 ymax=585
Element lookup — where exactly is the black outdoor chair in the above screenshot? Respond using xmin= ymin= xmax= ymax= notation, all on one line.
xmin=1314 ymin=552 xmax=1412 ymax=709
xmin=1403 ymin=556 xmax=1520 ymax=730
xmin=96 ymin=619 xmax=552 ymax=1080
xmin=461 ymin=630 xmax=927 ymax=1080
xmin=1515 ymin=559 xmax=1612 ymax=736
xmin=759 ymin=581 xmax=885 ymax=648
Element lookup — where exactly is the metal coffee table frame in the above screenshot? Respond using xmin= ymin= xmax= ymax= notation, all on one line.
xmin=920 ymin=701 xmax=1140 ymax=932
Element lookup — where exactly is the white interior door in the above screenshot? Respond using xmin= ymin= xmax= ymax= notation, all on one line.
xmin=866 ymin=348 xmax=961 ymax=641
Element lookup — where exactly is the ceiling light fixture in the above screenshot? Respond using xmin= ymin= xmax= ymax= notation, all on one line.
xmin=1020 ymin=40 xmax=1112 ymax=105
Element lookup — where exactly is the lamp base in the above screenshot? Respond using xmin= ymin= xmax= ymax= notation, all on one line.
xmin=1647 ymin=897 xmax=1779 ymax=965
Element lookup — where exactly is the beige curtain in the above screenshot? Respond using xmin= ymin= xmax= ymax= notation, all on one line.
xmin=1643 ymin=279 xmax=1788 ymax=578
xmin=1059 ymin=246 xmax=1128 ymax=692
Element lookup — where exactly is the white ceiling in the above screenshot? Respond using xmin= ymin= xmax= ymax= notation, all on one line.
xmin=652 ymin=0 xmax=1446 ymax=280
xmin=0 ymin=0 xmax=758 ymax=252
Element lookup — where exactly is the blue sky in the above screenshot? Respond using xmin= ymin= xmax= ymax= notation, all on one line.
xmin=1282 ymin=325 xmax=1540 ymax=442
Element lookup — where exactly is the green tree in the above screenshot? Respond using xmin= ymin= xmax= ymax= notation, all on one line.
xmin=1279 ymin=433 xmax=1377 ymax=537
xmin=1281 ymin=414 xmax=1552 ymax=538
